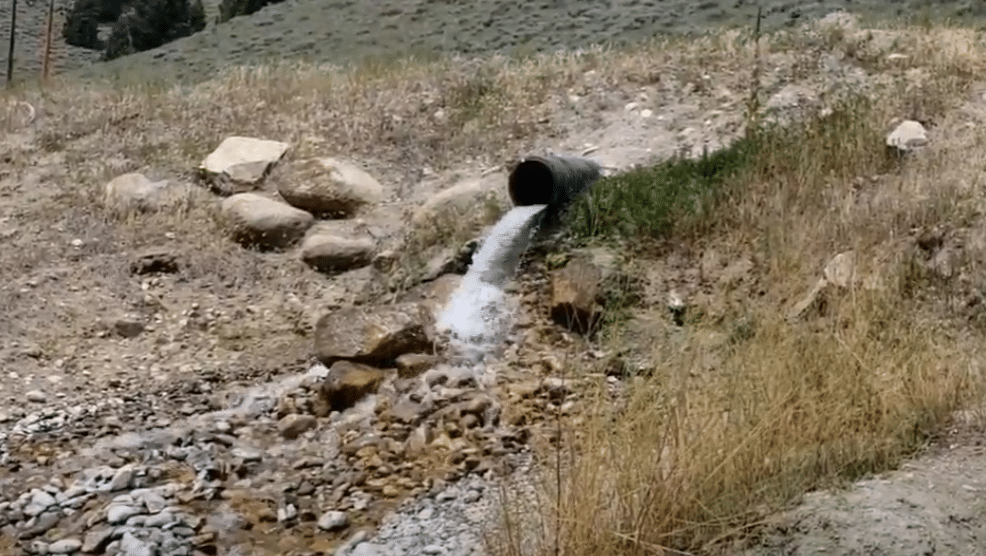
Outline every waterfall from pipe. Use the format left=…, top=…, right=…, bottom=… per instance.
left=437, top=204, right=548, bottom=365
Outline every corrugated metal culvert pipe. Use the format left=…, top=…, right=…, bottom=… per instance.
left=507, top=153, right=603, bottom=237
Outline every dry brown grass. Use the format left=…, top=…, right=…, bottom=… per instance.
left=491, top=20, right=986, bottom=556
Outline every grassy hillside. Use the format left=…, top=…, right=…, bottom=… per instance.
left=3, top=0, right=986, bottom=86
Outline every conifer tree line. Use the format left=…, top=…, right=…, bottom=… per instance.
left=62, top=0, right=286, bottom=61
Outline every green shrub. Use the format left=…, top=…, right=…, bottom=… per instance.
left=103, top=0, right=208, bottom=61
left=216, top=0, right=287, bottom=24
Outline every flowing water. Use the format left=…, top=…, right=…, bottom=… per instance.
left=437, top=204, right=549, bottom=365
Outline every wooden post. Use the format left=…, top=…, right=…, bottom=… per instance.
left=42, top=0, right=55, bottom=80
left=6, top=0, right=17, bottom=86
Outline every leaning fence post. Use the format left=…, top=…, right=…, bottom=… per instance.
left=6, top=0, right=17, bottom=86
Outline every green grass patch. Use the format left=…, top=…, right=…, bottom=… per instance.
left=566, top=95, right=893, bottom=246
left=567, top=138, right=756, bottom=244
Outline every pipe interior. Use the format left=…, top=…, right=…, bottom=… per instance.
left=508, top=160, right=554, bottom=206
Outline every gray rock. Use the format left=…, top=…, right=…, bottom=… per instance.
left=20, top=510, right=61, bottom=538
left=317, top=510, right=349, bottom=531
left=57, top=486, right=86, bottom=504
left=31, top=490, right=57, bottom=510
left=277, top=504, right=298, bottom=522
left=230, top=447, right=262, bottom=462
left=48, top=538, right=82, bottom=553
left=30, top=540, right=50, bottom=555
left=169, top=526, right=195, bottom=538
left=886, top=119, right=929, bottom=152
left=82, top=528, right=114, bottom=554
left=119, top=532, right=157, bottom=556
left=106, top=504, right=143, bottom=525
left=144, top=511, right=175, bottom=528
left=140, top=492, right=168, bottom=515
left=26, top=390, right=47, bottom=403
left=23, top=503, right=48, bottom=517
left=350, top=543, right=387, bottom=556
left=108, top=467, right=136, bottom=492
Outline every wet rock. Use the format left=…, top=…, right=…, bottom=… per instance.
left=318, top=362, right=387, bottom=412
left=277, top=157, right=383, bottom=217
left=395, top=353, right=441, bottom=378
left=317, top=510, right=348, bottom=531
left=400, top=274, right=463, bottom=322
left=314, top=303, right=435, bottom=366
left=200, top=136, right=289, bottom=194
left=419, top=239, right=481, bottom=282
left=550, top=256, right=604, bottom=334
left=103, top=173, right=188, bottom=214
left=220, top=193, right=315, bottom=250
left=278, top=413, right=318, bottom=440
left=300, top=232, right=376, bottom=274
left=886, top=120, right=929, bottom=152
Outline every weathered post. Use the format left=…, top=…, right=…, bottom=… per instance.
left=6, top=0, right=17, bottom=86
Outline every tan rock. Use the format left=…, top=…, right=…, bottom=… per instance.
left=788, top=251, right=856, bottom=321
left=277, top=157, right=382, bottom=217
left=395, top=353, right=441, bottom=378
left=200, top=136, right=289, bottom=193
left=318, top=361, right=387, bottom=412
left=104, top=173, right=188, bottom=214
left=550, top=257, right=604, bottom=334
left=278, top=414, right=317, bottom=439
left=315, top=302, right=436, bottom=366
left=220, top=193, right=314, bottom=250
left=300, top=233, right=376, bottom=274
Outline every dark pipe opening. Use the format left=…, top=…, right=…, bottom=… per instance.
left=508, top=159, right=555, bottom=206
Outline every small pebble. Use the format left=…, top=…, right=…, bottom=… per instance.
left=26, top=391, right=47, bottom=403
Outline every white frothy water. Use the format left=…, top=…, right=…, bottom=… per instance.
left=438, top=204, right=548, bottom=364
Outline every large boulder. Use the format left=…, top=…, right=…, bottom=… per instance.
left=104, top=173, right=188, bottom=214
left=200, top=137, right=290, bottom=194
left=409, top=174, right=505, bottom=245
left=277, top=158, right=383, bottom=217
left=300, top=232, right=376, bottom=274
left=315, top=303, right=436, bottom=367
left=220, top=193, right=314, bottom=250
